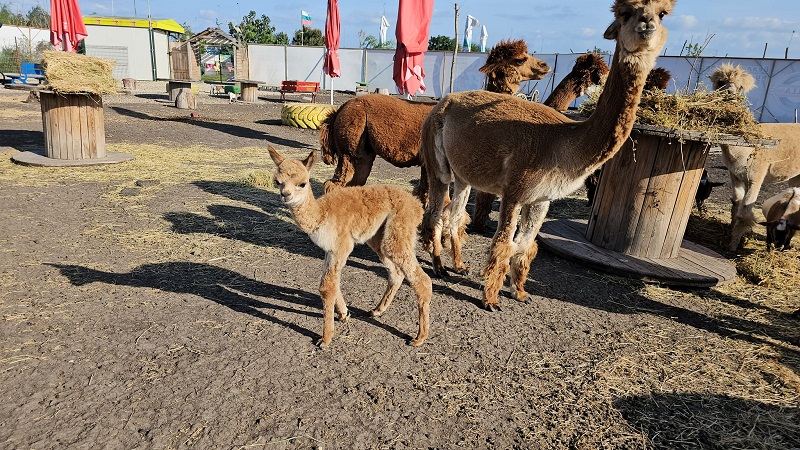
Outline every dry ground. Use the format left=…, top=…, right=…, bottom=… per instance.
left=0, top=83, right=798, bottom=449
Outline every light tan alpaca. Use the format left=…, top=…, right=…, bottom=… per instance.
left=268, top=146, right=432, bottom=347
left=420, top=0, right=675, bottom=310
left=708, top=64, right=800, bottom=250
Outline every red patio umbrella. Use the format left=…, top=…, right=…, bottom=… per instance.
left=393, top=0, right=434, bottom=97
left=323, top=0, right=341, bottom=78
left=50, top=0, right=88, bottom=52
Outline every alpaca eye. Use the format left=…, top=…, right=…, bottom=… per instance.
left=514, top=58, right=527, bottom=65
left=299, top=183, right=307, bottom=188
left=659, top=10, right=668, bottom=19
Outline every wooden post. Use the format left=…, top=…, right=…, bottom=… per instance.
left=168, top=80, right=192, bottom=101
left=40, top=91, right=106, bottom=160
left=175, top=88, right=197, bottom=109
left=239, top=81, right=258, bottom=102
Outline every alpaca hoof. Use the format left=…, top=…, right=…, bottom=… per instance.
left=337, top=311, right=351, bottom=322
left=513, top=292, right=530, bottom=304
left=408, top=338, right=426, bottom=347
left=485, top=303, right=501, bottom=312
left=433, top=265, right=450, bottom=279
left=370, top=309, right=383, bottom=318
left=315, top=339, right=330, bottom=349
left=454, top=265, right=469, bottom=276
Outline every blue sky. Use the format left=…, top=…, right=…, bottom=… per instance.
left=22, top=0, right=800, bottom=58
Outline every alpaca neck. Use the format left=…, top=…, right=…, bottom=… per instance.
left=287, top=192, right=324, bottom=234
left=544, top=76, right=582, bottom=110
left=580, top=44, right=654, bottom=168
left=486, top=74, right=519, bottom=95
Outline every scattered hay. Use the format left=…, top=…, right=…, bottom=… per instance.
left=579, top=85, right=763, bottom=140
left=239, top=170, right=273, bottom=188
left=42, top=51, right=117, bottom=95
left=736, top=249, right=800, bottom=287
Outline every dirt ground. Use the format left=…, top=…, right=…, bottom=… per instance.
left=1, top=83, right=799, bottom=449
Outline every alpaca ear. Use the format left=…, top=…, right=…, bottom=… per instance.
left=604, top=21, right=620, bottom=40
left=478, top=62, right=494, bottom=75
left=268, top=146, right=284, bottom=166
left=303, top=151, right=317, bottom=172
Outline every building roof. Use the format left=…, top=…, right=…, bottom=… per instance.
left=83, top=16, right=185, bottom=34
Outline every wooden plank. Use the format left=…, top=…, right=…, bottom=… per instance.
left=659, top=140, right=708, bottom=258
left=70, top=97, right=82, bottom=160
left=56, top=94, right=69, bottom=160
left=93, top=95, right=106, bottom=158
left=79, top=98, right=90, bottom=159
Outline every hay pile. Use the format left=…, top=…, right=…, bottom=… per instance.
left=42, top=51, right=117, bottom=95
left=578, top=84, right=763, bottom=140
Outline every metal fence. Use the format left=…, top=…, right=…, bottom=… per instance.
left=248, top=45, right=800, bottom=124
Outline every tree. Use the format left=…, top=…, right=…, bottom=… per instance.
left=0, top=3, right=49, bottom=28
left=586, top=46, right=610, bottom=55
left=428, top=35, right=456, bottom=51
left=291, top=26, right=323, bottom=46
left=0, top=4, right=25, bottom=26
left=228, top=10, right=284, bottom=44
left=357, top=30, right=395, bottom=49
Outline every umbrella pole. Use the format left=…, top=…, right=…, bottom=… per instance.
left=330, top=76, right=334, bottom=105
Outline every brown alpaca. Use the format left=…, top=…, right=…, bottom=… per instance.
left=420, top=0, right=675, bottom=310
left=472, top=53, right=611, bottom=232
left=268, top=146, right=432, bottom=347
left=708, top=64, right=800, bottom=250
left=318, top=39, right=550, bottom=196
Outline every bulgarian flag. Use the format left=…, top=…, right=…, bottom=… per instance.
left=301, top=10, right=313, bottom=25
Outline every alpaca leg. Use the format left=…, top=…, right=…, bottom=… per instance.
left=367, top=237, right=404, bottom=317
left=483, top=199, right=521, bottom=311
left=317, top=252, right=349, bottom=348
left=729, top=170, right=766, bottom=251
left=348, top=153, right=377, bottom=186
left=446, top=179, right=472, bottom=275
left=471, top=191, right=496, bottom=233
left=422, top=177, right=451, bottom=278
left=401, top=262, right=432, bottom=346
left=509, top=202, right=549, bottom=303
left=413, top=165, right=430, bottom=207
left=323, top=155, right=356, bottom=193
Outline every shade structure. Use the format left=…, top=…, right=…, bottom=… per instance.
left=393, top=0, right=434, bottom=97
left=50, top=0, right=88, bottom=52
left=323, top=0, right=341, bottom=78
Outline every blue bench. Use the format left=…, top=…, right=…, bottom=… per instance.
left=7, top=62, right=45, bottom=84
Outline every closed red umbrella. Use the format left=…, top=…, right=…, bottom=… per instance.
left=323, top=0, right=341, bottom=78
left=50, top=0, right=88, bottom=52
left=393, top=0, right=434, bottom=97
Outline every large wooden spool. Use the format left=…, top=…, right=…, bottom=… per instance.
left=538, top=125, right=778, bottom=287
left=41, top=91, right=106, bottom=160
left=235, top=79, right=262, bottom=103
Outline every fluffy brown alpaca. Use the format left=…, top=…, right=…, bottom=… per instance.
left=710, top=63, right=756, bottom=94
left=420, top=0, right=675, bottom=310
left=708, top=64, right=800, bottom=250
left=472, top=53, right=611, bottom=232
left=318, top=40, right=550, bottom=196
left=268, top=146, right=432, bottom=347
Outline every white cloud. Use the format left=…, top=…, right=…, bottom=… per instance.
left=722, top=16, right=784, bottom=29
left=199, top=10, right=218, bottom=20
left=580, top=27, right=596, bottom=37
left=677, top=15, right=697, bottom=28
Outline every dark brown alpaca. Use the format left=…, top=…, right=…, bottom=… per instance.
left=318, top=40, right=550, bottom=199
left=471, top=53, right=611, bottom=233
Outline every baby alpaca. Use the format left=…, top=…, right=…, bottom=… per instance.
left=268, top=146, right=432, bottom=348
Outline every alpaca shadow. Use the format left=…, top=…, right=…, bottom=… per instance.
left=1, top=130, right=44, bottom=152
left=525, top=258, right=800, bottom=373
left=255, top=119, right=284, bottom=126
left=614, top=392, right=800, bottom=449
left=164, top=180, right=382, bottom=267
left=466, top=196, right=593, bottom=236
left=133, top=93, right=169, bottom=100
left=47, top=262, right=411, bottom=344
left=684, top=213, right=765, bottom=257
left=109, top=106, right=311, bottom=148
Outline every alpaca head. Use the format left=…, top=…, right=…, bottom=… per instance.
left=573, top=53, right=611, bottom=89
left=268, top=146, right=316, bottom=207
left=479, top=39, right=550, bottom=93
left=645, top=67, right=672, bottom=91
left=604, top=0, right=674, bottom=64
left=709, top=63, right=756, bottom=94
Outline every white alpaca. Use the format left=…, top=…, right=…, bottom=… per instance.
left=268, top=146, right=432, bottom=348
left=709, top=64, right=800, bottom=250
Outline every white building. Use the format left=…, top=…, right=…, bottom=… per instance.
left=83, top=16, right=184, bottom=80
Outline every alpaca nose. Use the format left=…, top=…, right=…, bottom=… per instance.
left=635, top=19, right=657, bottom=39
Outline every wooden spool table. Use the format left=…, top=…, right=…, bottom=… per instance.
left=7, top=85, right=134, bottom=167
left=166, top=79, right=195, bottom=102
left=234, top=79, right=264, bottom=103
left=538, top=125, right=778, bottom=287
